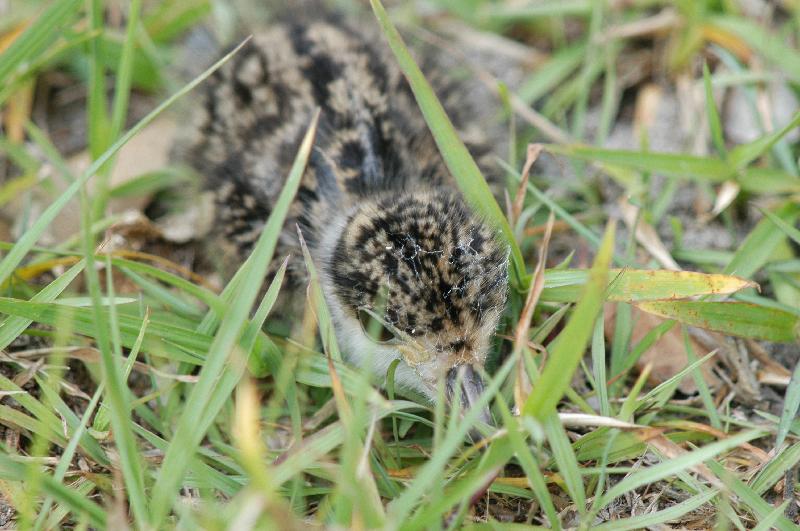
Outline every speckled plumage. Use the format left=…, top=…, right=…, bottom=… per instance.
left=186, top=15, right=509, bottom=402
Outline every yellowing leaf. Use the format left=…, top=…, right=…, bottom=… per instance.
left=542, top=269, right=756, bottom=303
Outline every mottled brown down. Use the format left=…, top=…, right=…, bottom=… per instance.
left=185, top=15, right=509, bottom=400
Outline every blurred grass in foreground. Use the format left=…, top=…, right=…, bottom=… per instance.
left=0, top=0, right=799, bottom=528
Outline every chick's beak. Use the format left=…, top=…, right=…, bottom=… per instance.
left=445, top=364, right=493, bottom=430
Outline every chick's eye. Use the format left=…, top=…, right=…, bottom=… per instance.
left=357, top=309, right=396, bottom=343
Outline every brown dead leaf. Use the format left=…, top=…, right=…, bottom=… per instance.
left=511, top=144, right=542, bottom=225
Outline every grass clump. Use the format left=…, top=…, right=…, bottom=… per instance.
left=0, top=0, right=799, bottom=529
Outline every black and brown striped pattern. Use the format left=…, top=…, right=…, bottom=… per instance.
left=185, top=14, right=509, bottom=392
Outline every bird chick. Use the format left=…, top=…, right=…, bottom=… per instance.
left=185, top=15, right=509, bottom=417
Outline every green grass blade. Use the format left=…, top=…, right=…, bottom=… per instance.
left=194, top=258, right=288, bottom=443
left=543, top=413, right=586, bottom=514
left=111, top=257, right=223, bottom=314
left=707, top=460, right=797, bottom=531
left=478, top=0, right=591, bottom=20
left=517, top=42, right=585, bottom=104
left=369, top=0, right=525, bottom=286
left=404, top=437, right=514, bottom=528
left=703, top=63, right=726, bottom=158
left=0, top=454, right=106, bottom=528
left=598, top=430, right=762, bottom=508
left=757, top=205, right=800, bottom=247
left=0, top=260, right=85, bottom=350
left=87, top=0, right=110, bottom=160
left=109, top=0, right=141, bottom=140
left=546, top=144, right=733, bottom=182
left=92, top=0, right=143, bottom=217
left=149, top=111, right=319, bottom=526
left=750, top=442, right=800, bottom=495
left=635, top=350, right=717, bottom=414
left=776, top=364, right=800, bottom=449
left=298, top=229, right=342, bottom=362
left=591, top=315, right=610, bottom=417
left=0, top=39, right=251, bottom=288
left=494, top=392, right=560, bottom=527
left=708, top=16, right=800, bottom=85
left=752, top=501, right=791, bottom=531
left=637, top=300, right=799, bottom=343
left=682, top=328, right=722, bottom=430
left=524, top=222, right=615, bottom=419
left=0, top=298, right=211, bottom=364
left=0, top=0, right=81, bottom=83
left=119, top=267, right=203, bottom=317
left=79, top=183, right=149, bottom=526
left=386, top=354, right=518, bottom=524
left=594, top=488, right=718, bottom=530
left=42, top=479, right=97, bottom=530
left=728, top=111, right=800, bottom=169
left=724, top=202, right=800, bottom=279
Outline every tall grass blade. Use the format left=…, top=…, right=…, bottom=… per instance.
left=0, top=454, right=106, bottom=528
left=79, top=182, right=149, bottom=526
left=757, top=205, right=800, bottom=246
left=597, top=430, right=761, bottom=508
left=149, top=111, right=319, bottom=526
left=728, top=111, right=800, bottom=169
left=524, top=222, right=615, bottom=418
left=369, top=0, right=526, bottom=285
left=0, top=41, right=250, bottom=289
left=723, top=202, right=800, bottom=279
left=0, top=0, right=81, bottom=83
left=386, top=354, right=518, bottom=525
left=543, top=413, right=586, bottom=513
left=776, top=365, right=800, bottom=449
left=594, top=489, right=718, bottom=530
left=709, top=17, right=800, bottom=85
left=750, top=442, right=800, bottom=495
left=703, top=63, right=726, bottom=158
left=708, top=460, right=797, bottom=531
left=546, top=145, right=733, bottom=181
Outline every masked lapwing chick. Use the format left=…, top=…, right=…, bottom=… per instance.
left=184, top=15, right=509, bottom=424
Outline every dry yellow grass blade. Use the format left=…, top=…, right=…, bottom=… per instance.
left=0, top=21, right=28, bottom=53
left=700, top=24, right=752, bottom=61
left=3, top=80, right=33, bottom=143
